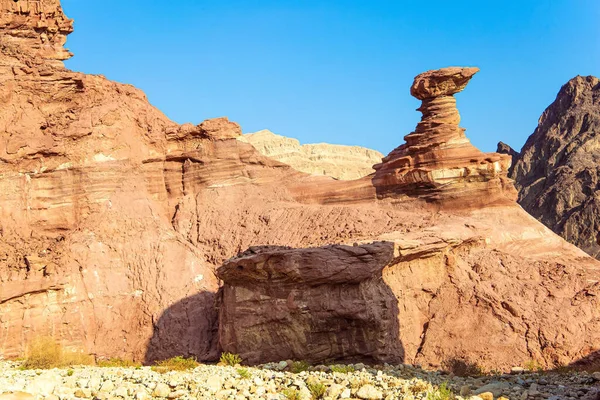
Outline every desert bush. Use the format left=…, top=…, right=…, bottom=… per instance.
left=152, top=356, right=199, bottom=372
left=409, top=380, right=431, bottom=395
left=426, top=382, right=455, bottom=400
left=219, top=352, right=242, bottom=366
left=524, top=359, right=543, bottom=372
left=329, top=364, right=355, bottom=373
left=308, top=382, right=326, bottom=399
left=282, top=388, right=302, bottom=400
left=237, top=367, right=251, bottom=379
left=441, top=358, right=484, bottom=377
left=97, top=357, right=141, bottom=368
left=290, top=360, right=310, bottom=373
left=21, top=336, right=94, bottom=369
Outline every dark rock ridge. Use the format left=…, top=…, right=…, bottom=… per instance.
left=500, top=75, right=600, bottom=259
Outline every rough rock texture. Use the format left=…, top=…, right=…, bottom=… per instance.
left=217, top=207, right=600, bottom=369
left=496, top=141, right=518, bottom=176
left=0, top=0, right=73, bottom=64
left=238, top=129, right=383, bottom=180
left=508, top=75, right=600, bottom=259
left=373, top=67, right=516, bottom=205
left=218, top=242, right=403, bottom=364
left=1, top=1, right=600, bottom=372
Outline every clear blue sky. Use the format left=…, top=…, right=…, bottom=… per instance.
left=62, top=0, right=599, bottom=155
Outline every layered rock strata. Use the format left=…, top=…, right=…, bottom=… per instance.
left=0, top=0, right=73, bottom=64
left=1, top=0, right=600, bottom=372
left=217, top=206, right=600, bottom=369
left=217, top=243, right=403, bottom=365
left=238, top=130, right=383, bottom=180
left=373, top=67, right=515, bottom=204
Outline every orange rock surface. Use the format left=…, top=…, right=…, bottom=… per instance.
left=0, top=1, right=599, bottom=371
left=373, top=67, right=516, bottom=205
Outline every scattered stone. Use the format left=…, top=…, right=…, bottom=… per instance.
left=460, top=385, right=472, bottom=396
left=152, top=382, right=171, bottom=398
left=356, top=384, right=383, bottom=399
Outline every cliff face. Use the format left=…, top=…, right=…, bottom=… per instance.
left=503, top=76, right=600, bottom=259
left=238, top=130, right=383, bottom=180
left=1, top=1, right=600, bottom=371
left=217, top=68, right=600, bottom=370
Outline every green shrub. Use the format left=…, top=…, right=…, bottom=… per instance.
left=219, top=352, right=242, bottom=366
left=237, top=367, right=251, bottom=379
left=282, top=388, right=302, bottom=400
left=97, top=357, right=141, bottom=368
left=290, top=360, right=310, bottom=373
left=308, top=382, right=327, bottom=399
left=426, top=382, right=455, bottom=400
left=152, top=356, right=199, bottom=373
left=329, top=364, right=355, bottom=374
left=66, top=369, right=74, bottom=376
left=524, top=359, right=543, bottom=372
left=21, top=336, right=94, bottom=369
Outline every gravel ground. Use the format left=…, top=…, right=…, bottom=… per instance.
left=0, top=361, right=599, bottom=400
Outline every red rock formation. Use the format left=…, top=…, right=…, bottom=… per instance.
left=0, top=0, right=73, bottom=64
left=217, top=206, right=600, bottom=369
left=373, top=67, right=516, bottom=205
left=1, top=0, right=600, bottom=372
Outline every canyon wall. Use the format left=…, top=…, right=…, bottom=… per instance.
left=1, top=0, right=599, bottom=371
left=238, top=129, right=383, bottom=180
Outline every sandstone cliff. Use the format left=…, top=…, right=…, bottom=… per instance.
left=500, top=75, right=600, bottom=259
left=1, top=0, right=599, bottom=372
left=238, top=130, right=383, bottom=180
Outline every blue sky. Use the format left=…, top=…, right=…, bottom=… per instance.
left=62, top=0, right=599, bottom=155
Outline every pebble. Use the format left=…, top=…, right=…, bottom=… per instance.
left=0, top=360, right=597, bottom=400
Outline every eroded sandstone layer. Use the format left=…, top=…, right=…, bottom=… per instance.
left=1, top=0, right=600, bottom=372
left=238, top=130, right=383, bottom=180
left=373, top=67, right=515, bottom=205
left=502, top=75, right=600, bottom=260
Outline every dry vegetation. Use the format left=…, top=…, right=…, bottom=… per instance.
left=21, top=336, right=94, bottom=369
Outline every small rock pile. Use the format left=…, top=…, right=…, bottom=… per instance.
left=0, top=361, right=598, bottom=400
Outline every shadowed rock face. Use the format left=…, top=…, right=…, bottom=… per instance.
left=217, top=207, right=600, bottom=369
left=373, top=67, right=516, bottom=205
left=1, top=1, right=600, bottom=371
left=504, top=75, right=600, bottom=260
left=217, top=243, right=403, bottom=365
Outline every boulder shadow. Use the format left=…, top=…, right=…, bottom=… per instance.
left=144, top=291, right=219, bottom=365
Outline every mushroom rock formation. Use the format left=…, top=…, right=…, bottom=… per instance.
left=373, top=67, right=516, bottom=205
left=2, top=0, right=600, bottom=372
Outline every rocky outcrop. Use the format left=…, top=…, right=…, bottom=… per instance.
left=0, top=0, right=73, bottom=64
left=2, top=0, right=600, bottom=372
left=373, top=67, right=515, bottom=205
left=216, top=68, right=600, bottom=371
left=217, top=242, right=403, bottom=364
left=507, top=75, right=600, bottom=259
left=238, top=130, right=383, bottom=180
left=217, top=205, right=600, bottom=369
left=496, top=141, right=519, bottom=176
